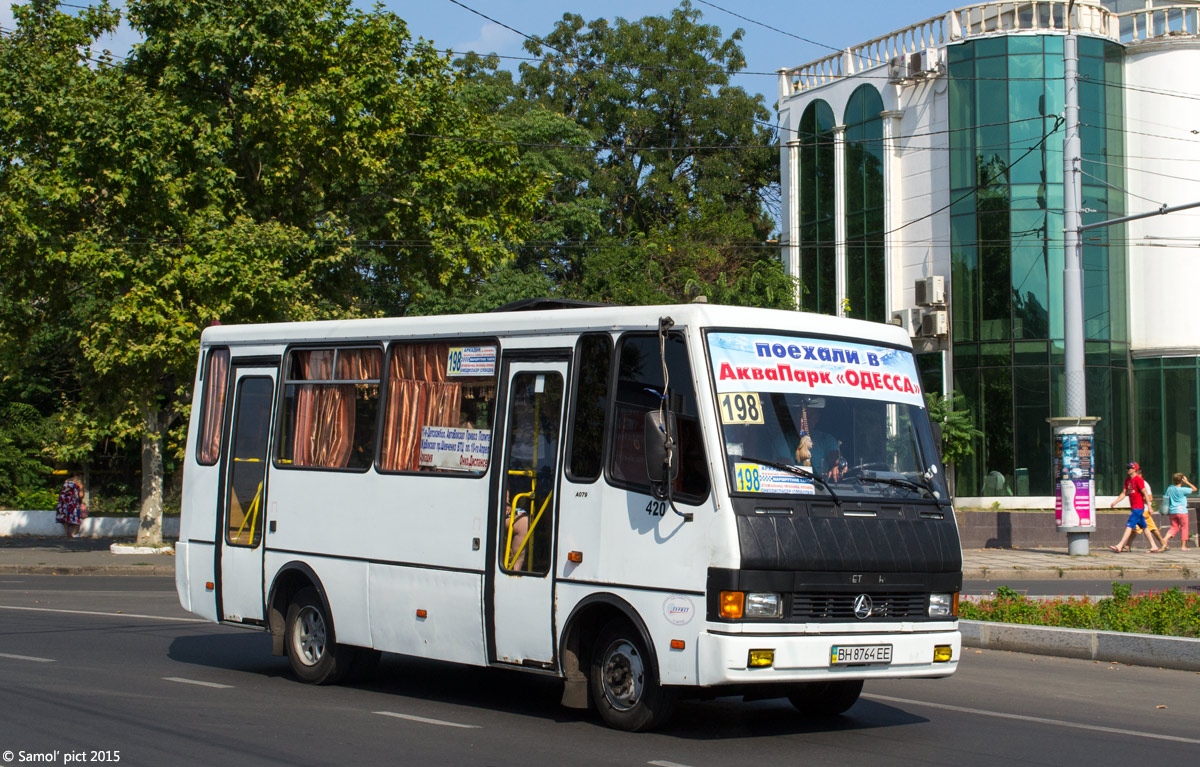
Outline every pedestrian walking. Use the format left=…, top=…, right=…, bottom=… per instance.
left=1138, top=469, right=1167, bottom=551
left=1160, top=472, right=1195, bottom=551
left=1107, top=461, right=1160, bottom=553
left=54, top=475, right=88, bottom=538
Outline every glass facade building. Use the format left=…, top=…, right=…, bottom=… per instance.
left=779, top=3, right=1200, bottom=501
left=948, top=35, right=1128, bottom=496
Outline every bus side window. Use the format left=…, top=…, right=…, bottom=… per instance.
left=608, top=333, right=709, bottom=501
left=567, top=333, right=612, bottom=482
left=196, top=347, right=230, bottom=465
left=276, top=347, right=382, bottom=471
left=378, top=341, right=497, bottom=474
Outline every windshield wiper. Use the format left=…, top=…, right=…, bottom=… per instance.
left=853, top=473, right=946, bottom=510
left=734, top=455, right=841, bottom=508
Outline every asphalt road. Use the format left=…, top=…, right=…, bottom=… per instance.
left=1, top=576, right=1197, bottom=767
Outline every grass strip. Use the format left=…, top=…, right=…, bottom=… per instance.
left=959, top=583, right=1200, bottom=638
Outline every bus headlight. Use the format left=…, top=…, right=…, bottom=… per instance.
left=745, top=592, right=783, bottom=619
left=929, top=592, right=957, bottom=618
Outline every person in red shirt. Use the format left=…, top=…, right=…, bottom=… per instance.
left=1107, top=461, right=1161, bottom=553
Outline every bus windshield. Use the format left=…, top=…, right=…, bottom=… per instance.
left=707, top=331, right=948, bottom=503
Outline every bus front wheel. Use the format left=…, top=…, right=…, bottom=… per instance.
left=285, top=587, right=353, bottom=685
left=589, top=619, right=676, bottom=732
left=787, top=679, right=863, bottom=716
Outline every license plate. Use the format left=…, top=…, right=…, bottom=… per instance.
left=830, top=644, right=892, bottom=665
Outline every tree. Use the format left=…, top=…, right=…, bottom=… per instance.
left=925, top=391, right=982, bottom=468
left=505, top=2, right=794, bottom=307
left=0, top=0, right=546, bottom=541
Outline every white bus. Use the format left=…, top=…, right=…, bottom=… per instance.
left=175, top=301, right=961, bottom=731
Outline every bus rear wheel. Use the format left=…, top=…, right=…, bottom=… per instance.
left=285, top=587, right=353, bottom=685
left=589, top=619, right=676, bottom=732
left=787, top=679, right=864, bottom=716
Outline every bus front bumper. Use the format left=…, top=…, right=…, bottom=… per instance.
left=695, top=627, right=961, bottom=686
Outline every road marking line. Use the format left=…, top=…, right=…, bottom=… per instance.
left=0, top=604, right=205, bottom=623
left=373, top=711, right=480, bottom=729
left=865, top=694, right=1200, bottom=745
left=164, top=677, right=234, bottom=689
left=650, top=761, right=696, bottom=767
left=0, top=652, right=54, bottom=662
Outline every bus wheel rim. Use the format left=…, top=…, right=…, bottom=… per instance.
left=601, top=639, right=643, bottom=711
left=295, top=605, right=327, bottom=666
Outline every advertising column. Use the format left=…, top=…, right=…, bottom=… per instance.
left=1048, top=416, right=1100, bottom=556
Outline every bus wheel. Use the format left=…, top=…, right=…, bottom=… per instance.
left=589, top=619, right=676, bottom=732
left=787, top=679, right=863, bottom=716
left=285, top=587, right=352, bottom=685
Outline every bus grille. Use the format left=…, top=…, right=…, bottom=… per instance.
left=791, top=592, right=928, bottom=621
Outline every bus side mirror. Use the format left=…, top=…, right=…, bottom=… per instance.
left=644, top=411, right=680, bottom=484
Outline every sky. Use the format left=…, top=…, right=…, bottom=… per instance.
left=1, top=0, right=957, bottom=109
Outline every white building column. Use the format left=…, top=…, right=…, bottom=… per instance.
left=785, top=138, right=801, bottom=308
left=833, top=124, right=847, bottom=317
left=881, top=110, right=904, bottom=320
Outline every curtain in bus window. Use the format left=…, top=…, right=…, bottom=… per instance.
left=290, top=349, right=381, bottom=468
left=380, top=344, right=463, bottom=471
left=198, top=348, right=230, bottom=464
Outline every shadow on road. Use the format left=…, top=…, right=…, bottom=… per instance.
left=168, top=631, right=290, bottom=676
left=167, top=633, right=931, bottom=737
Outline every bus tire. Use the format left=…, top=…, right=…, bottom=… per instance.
left=589, top=619, right=676, bottom=732
left=787, top=679, right=863, bottom=716
left=285, top=587, right=352, bottom=685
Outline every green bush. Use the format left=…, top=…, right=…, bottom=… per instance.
left=959, top=582, right=1200, bottom=638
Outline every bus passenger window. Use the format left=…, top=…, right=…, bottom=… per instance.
left=276, top=347, right=381, bottom=471
left=196, top=347, right=230, bottom=465
left=379, top=342, right=497, bottom=474
left=609, top=333, right=709, bottom=501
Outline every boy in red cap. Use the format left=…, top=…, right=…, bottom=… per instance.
left=1107, top=461, right=1161, bottom=553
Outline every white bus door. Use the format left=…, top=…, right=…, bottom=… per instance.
left=491, top=359, right=568, bottom=667
left=216, top=366, right=276, bottom=624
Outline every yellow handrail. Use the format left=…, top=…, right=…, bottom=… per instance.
left=232, top=480, right=263, bottom=546
left=509, top=489, right=552, bottom=569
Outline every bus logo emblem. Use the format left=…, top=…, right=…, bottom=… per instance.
left=853, top=594, right=874, bottom=620
left=663, top=595, right=695, bottom=625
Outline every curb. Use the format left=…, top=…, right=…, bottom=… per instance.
left=960, top=619, right=1200, bottom=672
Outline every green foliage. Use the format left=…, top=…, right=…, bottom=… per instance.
left=1, top=0, right=546, bottom=538
left=0, top=403, right=54, bottom=502
left=959, top=582, right=1200, bottom=638
left=925, top=390, right=982, bottom=466
left=487, top=2, right=792, bottom=308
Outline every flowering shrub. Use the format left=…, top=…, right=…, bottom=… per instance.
left=959, top=583, right=1200, bottom=638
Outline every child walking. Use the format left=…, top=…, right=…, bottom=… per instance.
left=1160, top=473, right=1195, bottom=551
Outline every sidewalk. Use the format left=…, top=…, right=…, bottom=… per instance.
left=0, top=536, right=176, bottom=576
left=1, top=535, right=1197, bottom=580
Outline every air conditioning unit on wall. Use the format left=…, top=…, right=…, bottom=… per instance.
left=915, top=275, right=946, bottom=307
left=920, top=309, right=949, bottom=337
left=890, top=308, right=919, bottom=336
left=887, top=49, right=943, bottom=84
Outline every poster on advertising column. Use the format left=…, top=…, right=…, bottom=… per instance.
left=1053, top=430, right=1095, bottom=530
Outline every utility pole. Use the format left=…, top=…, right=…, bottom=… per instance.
left=1052, top=1, right=1099, bottom=556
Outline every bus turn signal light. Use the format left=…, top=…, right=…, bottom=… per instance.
left=719, top=591, right=744, bottom=619
left=670, top=640, right=685, bottom=650
left=416, top=609, right=427, bottom=619
left=567, top=551, right=583, bottom=563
